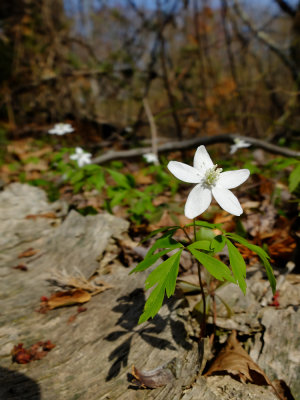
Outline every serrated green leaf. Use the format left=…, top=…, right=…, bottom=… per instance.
left=69, top=169, right=85, bottom=184
left=110, top=190, right=127, bottom=208
left=141, top=226, right=180, bottom=242
left=147, top=231, right=183, bottom=256
left=130, top=248, right=172, bottom=274
left=138, top=284, right=164, bottom=324
left=107, top=168, right=132, bottom=189
left=138, top=250, right=182, bottom=323
left=187, top=240, right=211, bottom=252
left=226, top=233, right=276, bottom=293
left=87, top=172, right=106, bottom=192
left=289, top=163, right=300, bottom=192
left=189, top=249, right=235, bottom=283
left=225, top=238, right=247, bottom=294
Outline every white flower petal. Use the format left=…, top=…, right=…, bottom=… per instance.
left=229, top=145, right=238, bottom=155
left=193, top=145, right=214, bottom=172
left=184, top=184, right=212, bottom=219
left=212, top=187, right=243, bottom=216
left=168, top=161, right=202, bottom=183
left=75, top=147, right=84, bottom=154
left=70, top=154, right=78, bottom=161
left=217, top=169, right=250, bottom=189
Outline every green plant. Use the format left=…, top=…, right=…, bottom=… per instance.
left=130, top=146, right=276, bottom=333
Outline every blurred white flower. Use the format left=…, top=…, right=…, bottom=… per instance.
left=230, top=138, right=251, bottom=154
left=48, top=123, right=74, bottom=135
left=167, top=145, right=250, bottom=219
left=125, top=126, right=133, bottom=133
left=143, top=153, right=158, bottom=164
left=70, top=147, right=92, bottom=167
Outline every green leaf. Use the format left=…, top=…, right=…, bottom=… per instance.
left=196, top=227, right=216, bottom=242
left=226, top=233, right=276, bottom=293
left=138, top=250, right=183, bottom=323
left=130, top=248, right=173, bottom=274
left=147, top=231, right=183, bottom=256
left=210, top=235, right=226, bottom=253
left=142, top=226, right=180, bottom=242
left=107, top=169, right=133, bottom=189
left=83, top=164, right=102, bottom=173
left=186, top=221, right=223, bottom=231
left=110, top=190, right=127, bottom=208
left=189, top=249, right=235, bottom=284
left=187, top=240, right=211, bottom=252
left=289, top=162, right=300, bottom=192
left=87, top=172, right=106, bottom=192
left=69, top=169, right=85, bottom=184
left=225, top=238, right=247, bottom=294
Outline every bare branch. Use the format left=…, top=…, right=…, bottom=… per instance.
left=92, top=134, right=300, bottom=164
left=233, top=0, right=298, bottom=81
left=274, top=0, right=296, bottom=17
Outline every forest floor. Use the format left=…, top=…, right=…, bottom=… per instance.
left=0, top=135, right=299, bottom=400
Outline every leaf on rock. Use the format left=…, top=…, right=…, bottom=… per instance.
left=131, top=362, right=175, bottom=388
left=11, top=341, right=55, bottom=364
left=18, top=248, right=39, bottom=258
left=47, top=289, right=91, bottom=309
left=205, top=330, right=271, bottom=385
left=25, top=212, right=57, bottom=219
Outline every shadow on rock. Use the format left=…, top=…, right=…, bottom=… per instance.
left=105, top=288, right=192, bottom=381
left=0, top=366, right=41, bottom=400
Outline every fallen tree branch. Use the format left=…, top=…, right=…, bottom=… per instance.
left=92, top=133, right=300, bottom=164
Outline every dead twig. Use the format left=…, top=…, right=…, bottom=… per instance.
left=143, top=98, right=159, bottom=165
left=92, top=133, right=300, bottom=164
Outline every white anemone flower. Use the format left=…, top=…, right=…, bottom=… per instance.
left=48, top=123, right=74, bottom=135
left=167, top=145, right=250, bottom=219
left=143, top=153, right=159, bottom=164
left=70, top=147, right=92, bottom=167
left=230, top=138, right=251, bottom=155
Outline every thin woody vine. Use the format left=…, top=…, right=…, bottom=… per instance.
left=130, top=146, right=276, bottom=336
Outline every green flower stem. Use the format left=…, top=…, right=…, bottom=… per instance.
left=193, top=218, right=207, bottom=338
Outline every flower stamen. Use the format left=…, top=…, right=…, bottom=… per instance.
left=203, top=165, right=222, bottom=187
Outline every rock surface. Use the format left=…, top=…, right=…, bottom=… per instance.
left=0, top=184, right=298, bottom=400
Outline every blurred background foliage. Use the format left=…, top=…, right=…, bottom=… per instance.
left=0, top=0, right=300, bottom=145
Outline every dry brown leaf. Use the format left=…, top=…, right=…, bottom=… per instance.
left=7, top=139, right=33, bottom=160
left=131, top=362, right=175, bottom=389
left=205, top=330, right=271, bottom=385
left=213, top=211, right=235, bottom=232
left=48, top=270, right=112, bottom=296
left=26, top=212, right=57, bottom=219
left=133, top=170, right=153, bottom=185
left=18, top=248, right=39, bottom=258
left=152, top=195, right=170, bottom=207
left=24, top=160, right=48, bottom=172
left=11, top=341, right=55, bottom=364
left=47, top=289, right=91, bottom=310
left=272, top=380, right=295, bottom=400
